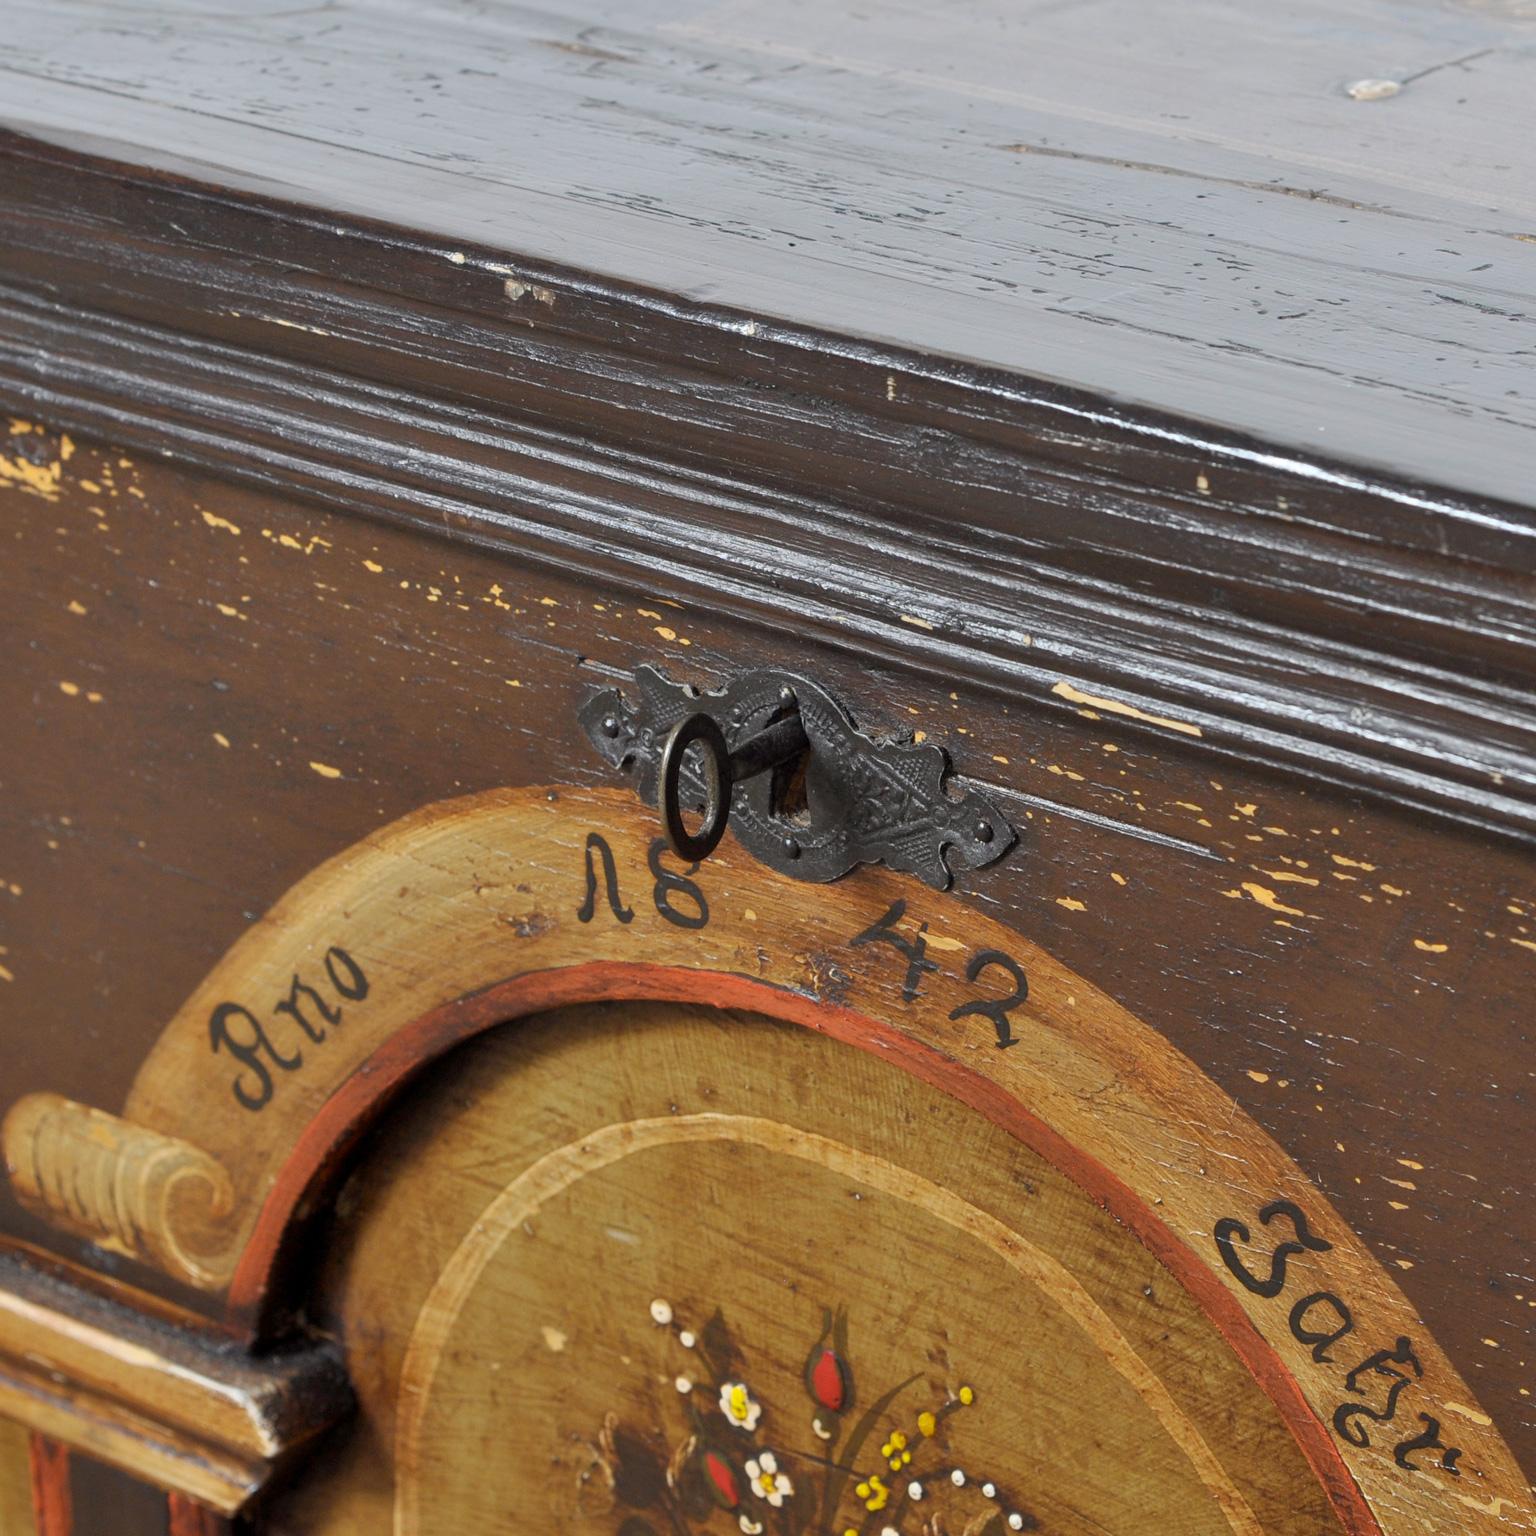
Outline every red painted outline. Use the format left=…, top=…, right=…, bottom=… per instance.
left=230, top=960, right=1381, bottom=1536
left=27, top=1434, right=71, bottom=1536
left=167, top=1493, right=228, bottom=1536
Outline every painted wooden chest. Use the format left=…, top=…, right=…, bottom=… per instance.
left=1, top=2, right=1534, bottom=1533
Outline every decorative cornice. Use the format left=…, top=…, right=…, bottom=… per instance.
left=0, top=1247, right=350, bottom=1513
left=1, top=135, right=1533, bottom=841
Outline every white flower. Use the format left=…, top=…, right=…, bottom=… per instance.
left=738, top=1518, right=763, bottom=1535
left=649, top=1298, right=673, bottom=1326
left=719, top=1381, right=762, bottom=1431
left=745, top=1451, right=793, bottom=1506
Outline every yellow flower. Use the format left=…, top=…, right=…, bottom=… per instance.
left=958, top=1385, right=975, bottom=1405
left=855, top=1475, right=890, bottom=1511
left=917, top=1411, right=937, bottom=1437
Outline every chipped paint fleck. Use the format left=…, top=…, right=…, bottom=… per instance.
left=1412, top=939, right=1448, bottom=953
left=1261, top=869, right=1318, bottom=886
left=1245, top=1070, right=1270, bottom=1084
left=505, top=278, right=557, bottom=307
left=66, top=600, right=87, bottom=616
left=899, top=613, right=935, bottom=631
left=309, top=761, right=343, bottom=779
left=213, top=733, right=231, bottom=749
left=1, top=422, right=73, bottom=500
left=1055, top=897, right=1086, bottom=912
left=262, top=528, right=332, bottom=556
left=1331, top=852, right=1377, bottom=871
left=1050, top=681, right=1202, bottom=737
left=1239, top=883, right=1307, bottom=918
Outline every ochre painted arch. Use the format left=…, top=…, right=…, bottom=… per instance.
left=4, top=785, right=1529, bottom=1536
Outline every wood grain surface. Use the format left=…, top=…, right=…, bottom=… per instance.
left=0, top=1420, right=34, bottom=1536
left=2, top=0, right=1534, bottom=509
left=1, top=422, right=1534, bottom=1510
left=262, top=1002, right=1367, bottom=1536
left=4, top=777, right=1529, bottom=1533
left=1, top=9, right=1535, bottom=1516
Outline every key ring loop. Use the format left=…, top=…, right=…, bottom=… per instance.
left=658, top=712, right=732, bottom=863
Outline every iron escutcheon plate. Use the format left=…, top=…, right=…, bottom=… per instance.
left=580, top=665, right=1015, bottom=890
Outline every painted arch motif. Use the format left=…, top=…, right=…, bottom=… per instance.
left=3, top=785, right=1528, bottom=1536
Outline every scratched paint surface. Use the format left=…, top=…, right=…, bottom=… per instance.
left=0, top=422, right=1533, bottom=1488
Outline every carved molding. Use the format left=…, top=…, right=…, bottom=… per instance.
left=4, top=1095, right=239, bottom=1291
left=0, top=1249, right=350, bottom=1513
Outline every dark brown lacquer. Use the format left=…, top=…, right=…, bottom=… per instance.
left=0, top=1, right=1533, bottom=1532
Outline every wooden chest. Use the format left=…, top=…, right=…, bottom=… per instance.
left=2, top=3, right=1534, bottom=1533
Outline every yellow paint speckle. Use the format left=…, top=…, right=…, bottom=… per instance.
left=215, top=602, right=248, bottom=621
left=1240, top=883, right=1307, bottom=918
left=1246, top=1070, right=1270, bottom=1084
left=1398, top=1158, right=1424, bottom=1171
left=655, top=625, right=678, bottom=641
left=1110, top=872, right=1127, bottom=886
left=67, top=600, right=87, bottom=616
left=213, top=733, right=230, bottom=749
left=1050, top=680, right=1202, bottom=738
left=1412, top=939, right=1448, bottom=954
left=1, top=424, right=72, bottom=499
left=1332, top=852, right=1377, bottom=871
left=309, top=761, right=343, bottom=779
left=1055, top=897, right=1087, bottom=912
left=743, top=908, right=757, bottom=922
left=363, top=560, right=384, bottom=574
left=1381, top=883, right=1406, bottom=897
left=200, top=510, right=241, bottom=535
left=58, top=681, right=79, bottom=697
left=900, top=613, right=935, bottom=631
left=263, top=528, right=332, bottom=556
left=505, top=678, right=522, bottom=688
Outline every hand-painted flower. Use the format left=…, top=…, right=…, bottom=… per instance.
left=807, top=1346, right=849, bottom=1411
left=744, top=1451, right=793, bottom=1507
left=702, top=1449, right=741, bottom=1508
left=719, top=1381, right=763, bottom=1431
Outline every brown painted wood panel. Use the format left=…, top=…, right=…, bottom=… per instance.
left=1, top=423, right=1533, bottom=1514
